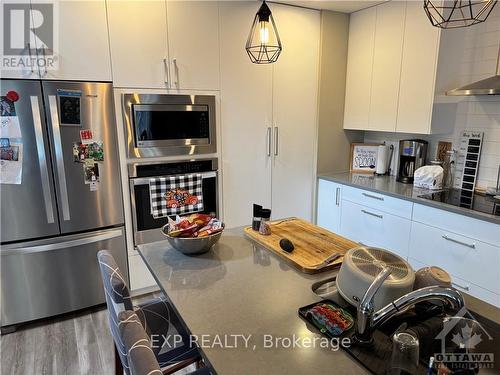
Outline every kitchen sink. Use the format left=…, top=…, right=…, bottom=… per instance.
left=310, top=278, right=500, bottom=374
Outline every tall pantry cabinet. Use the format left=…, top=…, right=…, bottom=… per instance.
left=219, top=2, right=320, bottom=227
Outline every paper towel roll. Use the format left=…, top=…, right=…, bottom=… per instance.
left=376, top=145, right=389, bottom=175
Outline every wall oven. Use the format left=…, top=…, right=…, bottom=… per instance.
left=123, top=94, right=216, bottom=158
left=129, top=159, right=218, bottom=246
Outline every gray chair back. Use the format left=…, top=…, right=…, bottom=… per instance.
left=97, top=250, right=134, bottom=374
left=118, top=310, right=163, bottom=375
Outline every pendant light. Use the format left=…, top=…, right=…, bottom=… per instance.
left=423, top=0, right=498, bottom=29
left=245, top=1, right=282, bottom=64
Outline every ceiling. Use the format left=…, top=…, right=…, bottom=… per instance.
left=276, top=1, right=388, bottom=13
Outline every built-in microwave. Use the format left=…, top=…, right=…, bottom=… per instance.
left=122, top=94, right=216, bottom=158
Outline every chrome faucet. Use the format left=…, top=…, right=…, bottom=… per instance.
left=354, top=267, right=465, bottom=345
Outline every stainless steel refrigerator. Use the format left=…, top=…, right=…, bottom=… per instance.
left=1, top=80, right=127, bottom=331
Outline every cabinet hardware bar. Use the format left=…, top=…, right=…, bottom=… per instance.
left=361, top=209, right=383, bottom=219
left=442, top=235, right=476, bottom=249
left=362, top=192, right=384, bottom=201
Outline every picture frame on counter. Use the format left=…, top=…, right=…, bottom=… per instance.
left=349, top=143, right=381, bottom=174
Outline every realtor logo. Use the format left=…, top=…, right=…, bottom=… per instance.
left=2, top=1, right=58, bottom=71
left=434, top=307, right=495, bottom=371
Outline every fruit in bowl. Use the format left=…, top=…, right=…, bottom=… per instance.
left=161, top=214, right=224, bottom=255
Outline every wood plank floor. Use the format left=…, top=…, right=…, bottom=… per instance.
left=1, top=295, right=196, bottom=375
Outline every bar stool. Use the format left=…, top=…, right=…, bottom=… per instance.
left=97, top=250, right=205, bottom=375
left=118, top=310, right=211, bottom=375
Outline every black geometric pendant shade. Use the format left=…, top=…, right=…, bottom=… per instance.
left=245, top=1, right=282, bottom=64
left=423, top=0, right=498, bottom=29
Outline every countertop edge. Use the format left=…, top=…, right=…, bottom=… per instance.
left=318, top=173, right=500, bottom=225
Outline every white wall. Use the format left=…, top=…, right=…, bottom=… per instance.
left=365, top=6, right=500, bottom=189
left=317, top=10, right=364, bottom=174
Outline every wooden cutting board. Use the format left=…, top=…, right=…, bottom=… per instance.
left=244, top=217, right=359, bottom=274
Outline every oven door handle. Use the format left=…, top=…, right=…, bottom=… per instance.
left=130, top=171, right=217, bottom=185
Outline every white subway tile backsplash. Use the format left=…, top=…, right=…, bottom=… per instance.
left=364, top=5, right=500, bottom=189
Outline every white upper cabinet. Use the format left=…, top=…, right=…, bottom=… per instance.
left=396, top=1, right=441, bottom=134
left=108, top=1, right=219, bottom=90
left=344, top=1, right=446, bottom=134
left=271, top=4, right=320, bottom=221
left=107, top=1, right=169, bottom=88
left=1, top=0, right=111, bottom=81
left=343, top=7, right=375, bottom=130
left=45, top=0, right=111, bottom=81
left=166, top=1, right=220, bottom=90
left=369, top=1, right=405, bottom=132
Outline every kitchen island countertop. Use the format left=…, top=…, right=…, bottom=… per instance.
left=138, top=228, right=500, bottom=374
left=318, top=172, right=500, bottom=225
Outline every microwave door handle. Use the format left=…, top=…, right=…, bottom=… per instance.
left=31, top=96, right=55, bottom=224
left=48, top=95, right=71, bottom=221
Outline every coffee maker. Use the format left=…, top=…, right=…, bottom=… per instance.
left=397, top=140, right=428, bottom=184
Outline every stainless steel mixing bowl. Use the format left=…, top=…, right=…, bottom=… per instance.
left=161, top=224, right=224, bottom=255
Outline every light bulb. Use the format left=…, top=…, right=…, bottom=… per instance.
left=259, top=21, right=269, bottom=44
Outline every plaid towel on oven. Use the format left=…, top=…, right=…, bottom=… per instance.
left=149, top=174, right=204, bottom=218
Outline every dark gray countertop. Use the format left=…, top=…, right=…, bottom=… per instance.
left=138, top=229, right=367, bottom=375
left=138, top=228, right=500, bottom=374
left=318, top=172, right=500, bottom=225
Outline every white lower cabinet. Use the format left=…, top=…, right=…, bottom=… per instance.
left=128, top=254, right=157, bottom=292
left=340, top=199, right=411, bottom=259
left=317, top=179, right=342, bottom=234
left=316, top=180, right=500, bottom=307
left=409, top=221, right=500, bottom=297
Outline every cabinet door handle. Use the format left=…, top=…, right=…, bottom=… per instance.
left=335, top=187, right=340, bottom=206
left=172, top=58, right=179, bottom=87
left=451, top=281, right=470, bottom=291
left=442, top=235, right=476, bottom=249
left=163, top=58, right=170, bottom=86
left=362, top=192, right=384, bottom=201
left=27, top=43, right=35, bottom=73
left=42, top=47, right=47, bottom=76
left=274, top=127, right=279, bottom=156
left=266, top=127, right=272, bottom=157
left=361, top=209, right=383, bottom=219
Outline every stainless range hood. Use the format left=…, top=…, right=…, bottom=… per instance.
left=446, top=43, right=500, bottom=96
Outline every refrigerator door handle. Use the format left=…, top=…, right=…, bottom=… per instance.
left=0, top=228, right=123, bottom=255
left=31, top=96, right=55, bottom=224
left=48, top=95, right=71, bottom=221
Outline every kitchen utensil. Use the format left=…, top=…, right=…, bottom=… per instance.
left=388, top=331, right=420, bottom=375
left=314, top=252, right=341, bottom=270
left=413, top=266, right=451, bottom=290
left=161, top=223, right=224, bottom=255
left=336, top=247, right=415, bottom=310
left=244, top=218, right=358, bottom=273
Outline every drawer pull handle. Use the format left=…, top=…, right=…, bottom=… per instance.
left=335, top=187, right=340, bottom=206
left=361, top=209, right=383, bottom=219
left=451, top=282, right=470, bottom=291
left=362, top=192, right=384, bottom=201
left=442, top=235, right=476, bottom=249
